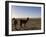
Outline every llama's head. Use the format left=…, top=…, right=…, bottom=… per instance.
left=12, top=18, right=15, bottom=20
left=12, top=18, right=17, bottom=25
left=12, top=18, right=15, bottom=25
left=27, top=17, right=29, bottom=21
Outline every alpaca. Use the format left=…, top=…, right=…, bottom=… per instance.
left=20, top=17, right=29, bottom=29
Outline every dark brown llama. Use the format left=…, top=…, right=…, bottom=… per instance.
left=12, top=18, right=17, bottom=25
left=12, top=18, right=18, bottom=30
left=20, top=17, right=29, bottom=29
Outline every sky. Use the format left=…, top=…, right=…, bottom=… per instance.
left=11, top=5, right=41, bottom=18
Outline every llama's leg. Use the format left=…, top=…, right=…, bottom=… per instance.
left=20, top=21, right=25, bottom=30
left=20, top=21, right=22, bottom=28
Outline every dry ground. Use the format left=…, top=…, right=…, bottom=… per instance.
left=12, top=18, right=41, bottom=31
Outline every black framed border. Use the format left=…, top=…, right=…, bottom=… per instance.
left=5, top=1, right=45, bottom=36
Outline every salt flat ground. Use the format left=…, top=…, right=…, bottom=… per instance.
left=12, top=18, right=41, bottom=31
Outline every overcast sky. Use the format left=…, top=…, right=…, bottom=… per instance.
left=11, top=5, right=41, bottom=18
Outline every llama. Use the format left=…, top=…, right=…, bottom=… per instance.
left=12, top=18, right=18, bottom=30
left=20, top=17, right=29, bottom=29
left=12, top=18, right=17, bottom=25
